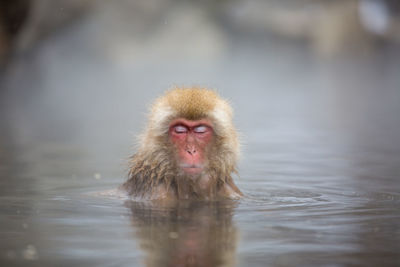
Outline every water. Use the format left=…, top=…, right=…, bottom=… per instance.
left=1, top=2, right=400, bottom=266
left=1, top=84, right=399, bottom=266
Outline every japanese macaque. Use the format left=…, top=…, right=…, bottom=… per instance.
left=121, top=87, right=242, bottom=201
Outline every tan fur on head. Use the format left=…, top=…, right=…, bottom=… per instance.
left=145, top=87, right=238, bottom=151
left=123, top=87, right=240, bottom=199
left=166, top=88, right=217, bottom=120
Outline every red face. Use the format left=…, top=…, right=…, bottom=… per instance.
left=169, top=118, right=214, bottom=175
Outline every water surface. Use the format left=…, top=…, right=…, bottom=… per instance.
left=1, top=3, right=400, bottom=266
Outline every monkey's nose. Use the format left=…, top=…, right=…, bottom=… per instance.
left=186, top=147, right=197, bottom=155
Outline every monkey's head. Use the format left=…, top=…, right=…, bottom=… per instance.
left=141, top=87, right=239, bottom=179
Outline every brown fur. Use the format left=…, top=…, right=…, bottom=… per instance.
left=165, top=88, right=218, bottom=120
left=121, top=87, right=242, bottom=200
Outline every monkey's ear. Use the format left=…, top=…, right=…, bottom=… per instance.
left=147, top=99, right=175, bottom=137
left=208, top=98, right=240, bottom=160
left=209, top=99, right=233, bottom=135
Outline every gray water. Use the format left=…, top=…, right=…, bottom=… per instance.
left=1, top=2, right=400, bottom=266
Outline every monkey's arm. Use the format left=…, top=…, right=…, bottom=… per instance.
left=218, top=182, right=243, bottom=199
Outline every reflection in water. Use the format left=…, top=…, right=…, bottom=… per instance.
left=0, top=1, right=400, bottom=266
left=127, top=200, right=238, bottom=267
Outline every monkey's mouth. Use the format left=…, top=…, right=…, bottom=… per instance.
left=180, top=163, right=204, bottom=174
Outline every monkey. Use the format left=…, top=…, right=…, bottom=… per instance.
left=121, top=87, right=242, bottom=201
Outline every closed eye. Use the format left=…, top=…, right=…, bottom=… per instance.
left=193, top=125, right=208, bottom=133
left=174, top=125, right=188, bottom=133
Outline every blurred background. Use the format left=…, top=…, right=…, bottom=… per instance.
left=0, top=0, right=400, bottom=266
left=1, top=0, right=399, bottom=177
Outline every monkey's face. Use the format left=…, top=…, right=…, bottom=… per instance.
left=169, top=118, right=214, bottom=176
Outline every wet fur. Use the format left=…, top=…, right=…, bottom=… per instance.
left=121, top=87, right=241, bottom=200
